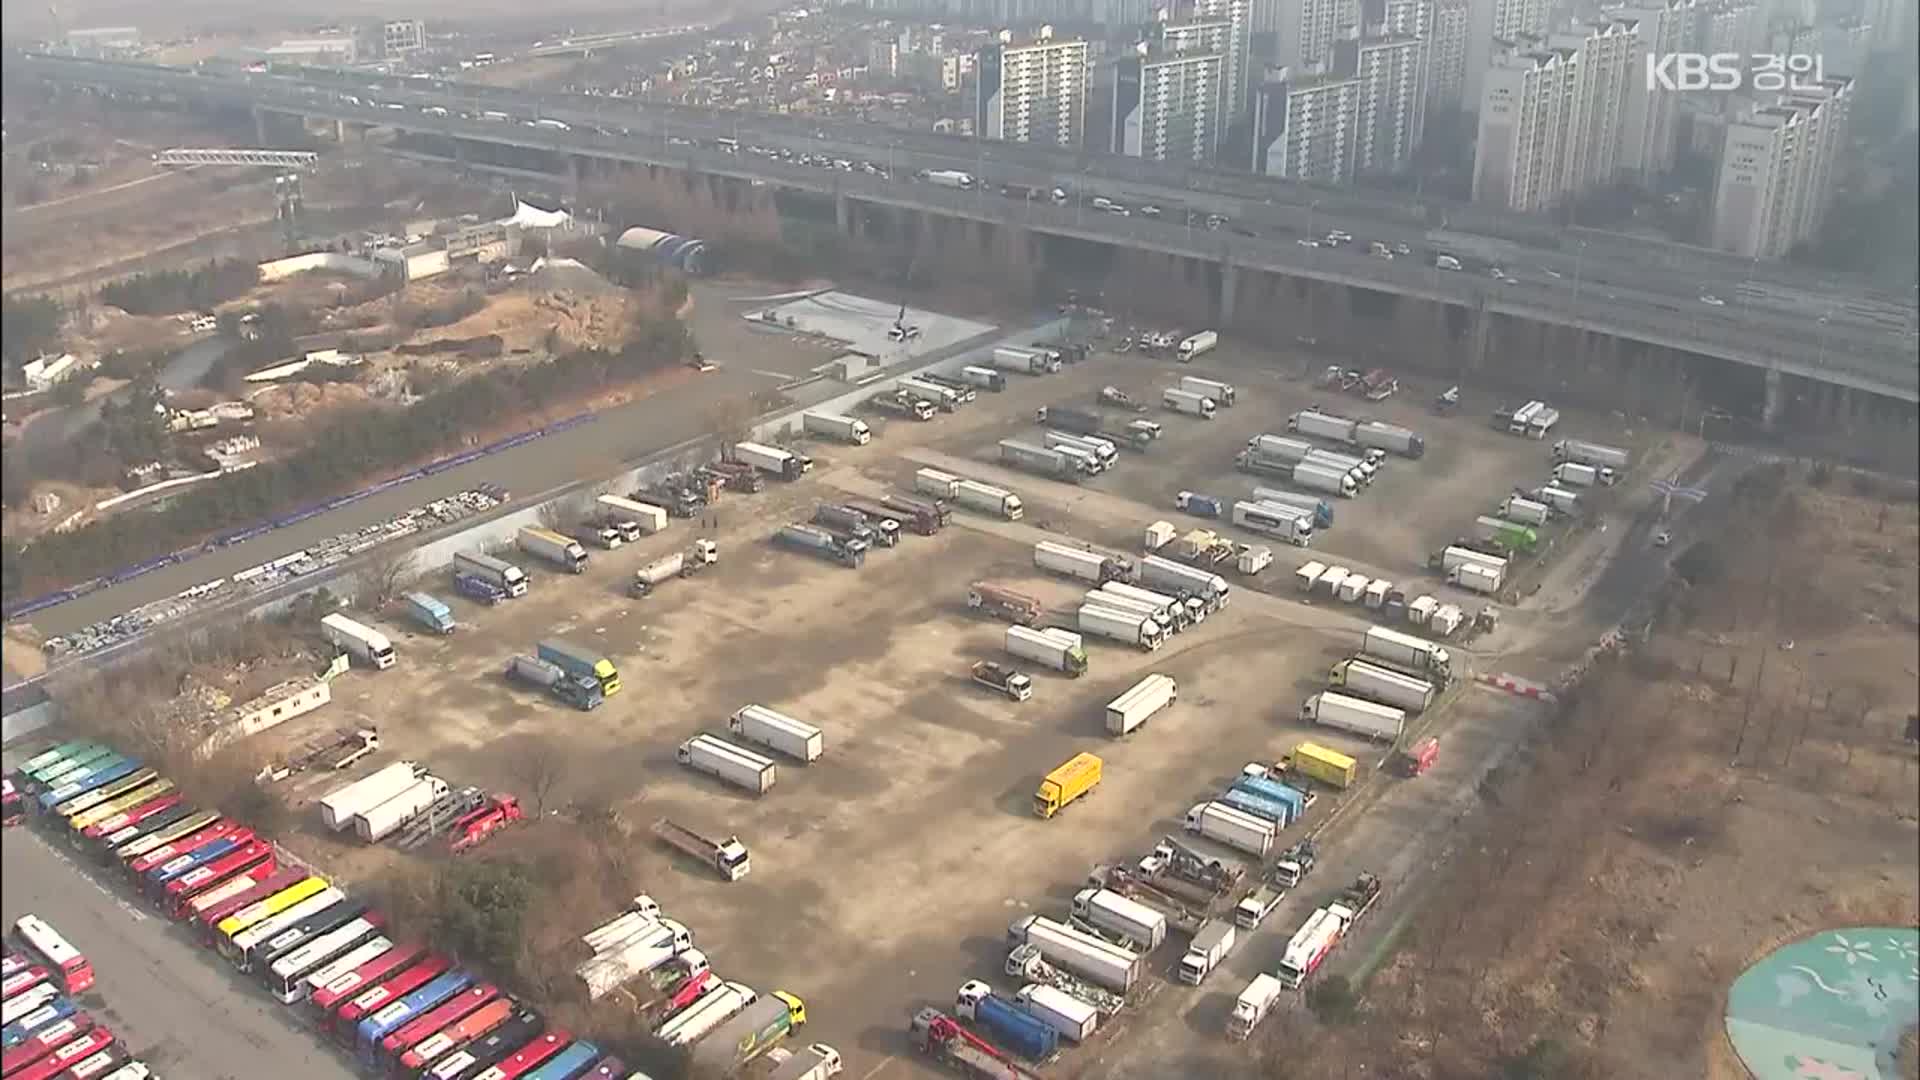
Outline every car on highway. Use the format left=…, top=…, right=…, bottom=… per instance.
left=1699, top=294, right=1726, bottom=306
left=1297, top=239, right=1321, bottom=248
left=1139, top=204, right=1162, bottom=218
left=1393, top=242, right=1411, bottom=256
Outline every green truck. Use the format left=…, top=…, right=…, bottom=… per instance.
left=689, top=991, right=807, bottom=1074
left=1472, top=515, right=1538, bottom=554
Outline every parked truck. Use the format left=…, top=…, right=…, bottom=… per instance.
left=1553, top=439, right=1629, bottom=470
left=1474, top=515, right=1539, bottom=553
left=1041, top=431, right=1114, bottom=470
left=454, top=571, right=507, bottom=605
left=879, top=493, right=949, bottom=533
left=1162, top=388, right=1216, bottom=418
left=660, top=981, right=758, bottom=1048
left=1449, top=561, right=1504, bottom=594
left=808, top=506, right=880, bottom=549
left=1288, top=409, right=1358, bottom=443
left=1013, top=985, right=1098, bottom=1044
left=734, top=442, right=813, bottom=481
left=1228, top=974, right=1283, bottom=1040
left=1289, top=741, right=1358, bottom=790
left=1362, top=626, right=1452, bottom=682
left=1218, top=786, right=1294, bottom=828
left=1006, top=626, right=1087, bottom=677
left=597, top=495, right=669, bottom=536
left=1251, top=489, right=1334, bottom=528
left=1139, top=555, right=1230, bottom=608
left=651, top=818, right=751, bottom=881
left=1552, top=460, right=1615, bottom=488
left=923, top=169, right=975, bottom=189
left=1105, top=674, right=1176, bottom=736
left=401, top=593, right=455, bottom=635
left=908, top=1009, right=1042, bottom=1080
left=774, top=524, right=864, bottom=568
left=767, top=1044, right=845, bottom=1080
left=1178, top=375, right=1235, bottom=406
left=1531, top=485, right=1582, bottom=514
left=690, top=991, right=808, bottom=1074
left=1232, top=501, right=1314, bottom=546
left=354, top=775, right=448, bottom=843
left=1433, top=545, right=1508, bottom=577
left=1184, top=801, right=1276, bottom=857
left=728, top=705, right=824, bottom=764
left=505, top=654, right=603, bottom=710
left=1178, top=920, right=1236, bottom=985
left=1070, top=889, right=1167, bottom=950
left=968, top=582, right=1045, bottom=626
left=319, top=762, right=423, bottom=832
left=1174, top=491, right=1224, bottom=519
left=578, top=919, right=695, bottom=1000
left=1301, top=691, right=1406, bottom=742
left=1328, top=659, right=1436, bottom=712
left=1033, top=752, right=1102, bottom=819
left=1292, top=461, right=1359, bottom=498
left=1233, top=883, right=1287, bottom=931
left=453, top=551, right=528, bottom=598
left=954, top=982, right=1057, bottom=1062
left=1005, top=915, right=1141, bottom=993
left=1354, top=420, right=1426, bottom=458
left=953, top=481, right=1023, bottom=520
left=1499, top=495, right=1551, bottom=526
left=1077, top=604, right=1165, bottom=651
left=1086, top=590, right=1174, bottom=637
left=1033, top=404, right=1103, bottom=432
left=959, top=366, right=1008, bottom=391
left=1033, top=541, right=1129, bottom=584
left=517, top=526, right=588, bottom=574
left=971, top=661, right=1034, bottom=702
left=321, top=613, right=396, bottom=670
left=872, top=392, right=936, bottom=421
left=1102, top=580, right=1202, bottom=627
left=677, top=734, right=777, bottom=795
left=538, top=639, right=618, bottom=696
left=802, top=412, right=871, bottom=446
left=990, top=347, right=1056, bottom=375
left=998, top=440, right=1082, bottom=482
left=629, top=540, right=719, bottom=598
left=1176, top=331, right=1217, bottom=362
left=1233, top=772, right=1309, bottom=821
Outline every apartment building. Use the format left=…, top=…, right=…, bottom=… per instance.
left=1472, top=45, right=1581, bottom=211
left=1193, top=0, right=1256, bottom=117
left=1709, top=79, right=1852, bottom=257
left=1112, top=44, right=1226, bottom=160
left=1427, top=0, right=1472, bottom=107
left=1253, top=19, right=1425, bottom=180
left=976, top=29, right=1092, bottom=146
left=382, top=19, right=426, bottom=56
left=1554, top=17, right=1641, bottom=194
left=1606, top=0, right=1695, bottom=180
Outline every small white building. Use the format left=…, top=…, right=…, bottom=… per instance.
left=22, top=353, right=80, bottom=391
left=199, top=675, right=332, bottom=755
left=372, top=242, right=451, bottom=282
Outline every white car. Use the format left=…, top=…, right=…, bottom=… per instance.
left=1699, top=294, right=1726, bottom=306
left=1297, top=239, right=1321, bottom=249
left=1392, top=243, right=1411, bottom=256
left=1139, top=204, right=1162, bottom=217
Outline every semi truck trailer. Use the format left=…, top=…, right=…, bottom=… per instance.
left=1250, top=488, right=1334, bottom=527
left=1552, top=439, right=1629, bottom=470
left=1354, top=421, right=1426, bottom=458
left=1300, top=691, right=1406, bottom=741
left=504, top=655, right=603, bottom=711
left=1005, top=626, right=1087, bottom=676
left=728, top=706, right=824, bottom=763
left=402, top=593, right=455, bottom=635
left=953, top=481, right=1023, bottom=520
left=321, top=613, right=396, bottom=670
left=968, top=582, right=1045, bottom=626
left=998, top=440, right=1082, bottom=482
left=1161, top=389, right=1216, bottom=418
left=319, top=762, right=423, bottom=832
left=1069, top=889, right=1167, bottom=950
left=1184, top=801, right=1276, bottom=857
left=1005, top=916, right=1141, bottom=993
left=1176, top=331, right=1217, bottom=361
left=516, top=527, right=588, bottom=574
left=1292, top=462, right=1359, bottom=498
left=1361, top=626, right=1452, bottom=682
left=774, top=524, right=864, bottom=568
left=733, top=442, right=812, bottom=481
left=1076, top=605, right=1165, bottom=650
left=1104, top=674, right=1176, bottom=736
left=801, top=412, right=871, bottom=445
left=677, top=734, right=777, bottom=795
left=354, top=775, right=448, bottom=843
left=452, top=552, right=528, bottom=598
left=1328, top=659, right=1436, bottom=712
left=596, top=494, right=669, bottom=535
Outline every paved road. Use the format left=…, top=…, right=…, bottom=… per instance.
left=1, top=826, right=357, bottom=1080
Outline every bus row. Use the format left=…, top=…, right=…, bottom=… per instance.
left=8, top=742, right=643, bottom=1080
left=3, top=920, right=154, bottom=1080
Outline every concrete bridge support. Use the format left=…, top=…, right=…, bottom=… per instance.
left=836, top=193, right=853, bottom=236
left=1763, top=366, right=1784, bottom=431
left=1220, top=262, right=1239, bottom=326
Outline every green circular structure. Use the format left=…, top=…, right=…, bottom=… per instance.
left=1725, top=927, right=1919, bottom=1080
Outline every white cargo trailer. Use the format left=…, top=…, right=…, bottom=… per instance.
left=1016, top=984, right=1099, bottom=1042
left=959, top=365, right=1007, bottom=390
left=1553, top=439, right=1630, bottom=470
left=1185, top=801, right=1277, bottom=856
left=1552, top=461, right=1613, bottom=488
left=353, top=775, right=449, bottom=843
left=1078, top=605, right=1166, bottom=650
left=1362, top=626, right=1452, bottom=680
left=1294, top=561, right=1327, bottom=592
left=1247, top=434, right=1314, bottom=462
left=734, top=441, right=812, bottom=480
left=576, top=919, right=693, bottom=1000
left=1105, top=674, right=1177, bottom=735
left=1139, top=555, right=1230, bottom=607
left=1006, top=625, right=1087, bottom=675
left=953, top=480, right=1023, bottom=520
left=1440, top=546, right=1508, bottom=575
left=1499, top=495, right=1551, bottom=526
left=727, top=705, right=824, bottom=763
left=596, top=495, right=669, bottom=534
left=1449, top=561, right=1503, bottom=594
left=1178, top=375, right=1236, bottom=406
left=1532, top=485, right=1582, bottom=514
left=1162, top=388, right=1217, bottom=418
left=318, top=762, right=423, bottom=831
left=1288, top=410, right=1357, bottom=443
left=802, top=412, right=872, bottom=445
left=914, top=468, right=961, bottom=500
left=1006, top=915, right=1142, bottom=993
left=1100, top=581, right=1203, bottom=626
left=320, top=613, right=395, bottom=670
left=1034, top=540, right=1114, bottom=582
left=659, top=981, right=758, bottom=1047
left=1293, top=462, right=1358, bottom=498
left=1232, top=501, right=1313, bottom=546
left=1328, top=659, right=1436, bottom=712
left=677, top=734, right=778, bottom=795
left=1071, top=888, right=1169, bottom=949
left=1301, top=691, right=1405, bottom=741
left=1085, top=591, right=1173, bottom=634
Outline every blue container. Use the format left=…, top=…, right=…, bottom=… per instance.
left=976, top=992, right=1059, bottom=1061
left=1233, top=774, right=1307, bottom=820
left=1219, top=786, right=1292, bottom=827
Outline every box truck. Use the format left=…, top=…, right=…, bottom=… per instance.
left=1552, top=439, right=1629, bottom=470
left=1184, top=801, right=1276, bottom=857
left=954, top=480, right=1023, bottom=520
left=1178, top=920, right=1236, bottom=984
left=402, top=593, right=455, bottom=635
left=1499, top=495, right=1551, bottom=526
left=1228, top=974, right=1283, bottom=1040
left=677, top=734, right=777, bottom=795
left=1552, top=460, right=1615, bottom=488
left=1354, top=421, right=1425, bottom=458
left=1162, top=389, right=1216, bottom=418
left=1105, top=674, right=1177, bottom=736
left=1006, top=626, right=1087, bottom=676
left=1178, top=375, right=1235, bottom=406
left=1300, top=691, right=1405, bottom=741
left=1362, top=626, right=1452, bottom=681
left=802, top=412, right=871, bottom=445
left=517, top=526, right=588, bottom=574
left=728, top=705, right=824, bottom=763
left=1005, top=915, right=1141, bottom=993
left=999, top=440, right=1083, bottom=482
left=321, top=613, right=395, bottom=669
left=733, top=442, right=812, bottom=480
left=1077, top=605, right=1165, bottom=651
left=1328, top=659, right=1435, bottom=712
left=318, top=762, right=422, bottom=831
left=1176, top=331, right=1217, bottom=362
left=1071, top=889, right=1168, bottom=950
left=596, top=494, right=669, bottom=535
left=1289, top=742, right=1358, bottom=789
left=1034, top=541, right=1128, bottom=583
left=453, top=552, right=527, bottom=597
left=1034, top=753, right=1102, bottom=818
left=1293, top=462, right=1358, bottom=498
left=353, top=775, right=449, bottom=843
left=1014, top=984, right=1098, bottom=1043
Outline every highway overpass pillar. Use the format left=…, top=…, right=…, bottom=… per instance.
left=836, top=193, right=852, bottom=235
left=253, top=106, right=269, bottom=145
left=1762, top=366, right=1784, bottom=431
left=1219, top=262, right=1239, bottom=326
left=1467, top=303, right=1491, bottom=372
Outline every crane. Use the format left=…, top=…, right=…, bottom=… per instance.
left=152, top=148, right=319, bottom=250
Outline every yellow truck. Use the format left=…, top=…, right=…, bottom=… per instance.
left=1289, top=741, right=1356, bottom=789
left=1034, top=752, right=1103, bottom=818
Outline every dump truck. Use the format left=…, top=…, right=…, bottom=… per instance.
left=1033, top=753, right=1102, bottom=818
left=517, top=526, right=588, bottom=574
left=802, top=412, right=871, bottom=446
left=402, top=593, right=455, bottom=635
left=453, top=552, right=527, bottom=598
left=774, top=524, right=864, bottom=569
left=1300, top=691, right=1406, bottom=742
left=1273, top=838, right=1319, bottom=888
left=953, top=983, right=1056, bottom=1062
left=504, top=655, right=603, bottom=711
left=629, top=540, right=719, bottom=597
left=1006, top=625, right=1087, bottom=677
left=971, top=662, right=1034, bottom=702
left=728, top=705, right=824, bottom=763
left=967, top=582, right=1045, bottom=626
left=651, top=818, right=750, bottom=881
left=733, top=441, right=813, bottom=480
left=677, top=734, right=777, bottom=795
left=1328, top=659, right=1436, bottom=712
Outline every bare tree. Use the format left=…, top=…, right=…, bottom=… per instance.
left=703, top=396, right=758, bottom=448
left=360, top=547, right=418, bottom=610
left=512, top=739, right=567, bottom=817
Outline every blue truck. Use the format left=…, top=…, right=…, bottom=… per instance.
left=402, top=592, right=455, bottom=634
left=955, top=980, right=1058, bottom=1062
left=1232, top=772, right=1311, bottom=819
left=1174, top=491, right=1225, bottom=519
left=1219, top=786, right=1294, bottom=828
left=454, top=572, right=507, bottom=606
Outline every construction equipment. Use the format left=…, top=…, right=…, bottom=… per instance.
left=1141, top=836, right=1243, bottom=894
left=450, top=794, right=524, bottom=854
left=393, top=786, right=487, bottom=850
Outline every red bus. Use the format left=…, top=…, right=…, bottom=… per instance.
left=11, top=916, right=93, bottom=994
left=329, top=953, right=450, bottom=1041
left=381, top=982, right=499, bottom=1057
left=175, top=859, right=281, bottom=923
left=0, top=1011, right=94, bottom=1074
left=1, top=964, right=50, bottom=1001
left=395, top=992, right=510, bottom=1073
left=194, top=866, right=307, bottom=937
left=1, top=951, right=26, bottom=980
left=479, top=1029, right=574, bottom=1080
left=2, top=778, right=25, bottom=827
left=80, top=793, right=184, bottom=841
left=308, top=942, right=423, bottom=1020
left=8, top=1024, right=114, bottom=1080
left=126, top=819, right=240, bottom=876
left=65, top=1045, right=128, bottom=1079
left=164, top=839, right=275, bottom=913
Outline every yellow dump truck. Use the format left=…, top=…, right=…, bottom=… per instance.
left=1289, top=741, right=1357, bottom=790
left=1034, top=752, right=1103, bottom=818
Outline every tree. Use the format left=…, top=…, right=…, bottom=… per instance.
left=360, top=546, right=417, bottom=610
left=434, top=860, right=534, bottom=974
left=511, top=740, right=567, bottom=817
left=1, top=294, right=62, bottom=377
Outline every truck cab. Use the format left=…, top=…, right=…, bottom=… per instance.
left=971, top=661, right=1033, bottom=702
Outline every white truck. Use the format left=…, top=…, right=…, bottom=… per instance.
left=1000, top=439, right=1083, bottom=482
left=1042, top=431, right=1114, bottom=470
left=1006, top=915, right=1142, bottom=993
left=990, top=346, right=1057, bottom=375
left=1449, top=561, right=1504, bottom=594
left=914, top=468, right=962, bottom=500
left=1034, top=540, right=1127, bottom=583
left=629, top=540, right=719, bottom=597
left=1105, top=674, right=1177, bottom=736
left=1301, top=691, right=1405, bottom=741
left=1139, top=555, right=1230, bottom=608
left=959, top=365, right=1008, bottom=391
left=953, top=480, right=1023, bottom=520
left=1233, top=883, right=1287, bottom=930
left=1102, top=580, right=1204, bottom=626
left=1006, top=625, right=1088, bottom=676
left=922, top=168, right=975, bottom=189
left=320, top=613, right=395, bottom=670
left=1178, top=920, right=1236, bottom=985
left=1071, top=888, right=1168, bottom=949
left=1085, top=590, right=1173, bottom=637
left=453, top=551, right=528, bottom=597
left=1184, top=801, right=1276, bottom=857
left=1553, top=438, right=1629, bottom=470
left=1288, top=409, right=1357, bottom=443
left=1227, top=974, right=1284, bottom=1040
left=652, top=818, right=751, bottom=881
left=1232, top=501, right=1314, bottom=547
left=576, top=918, right=694, bottom=1000
left=1499, top=495, right=1551, bottom=526
left=734, top=441, right=812, bottom=480
left=1354, top=421, right=1426, bottom=458
left=677, top=734, right=778, bottom=795
left=1293, top=461, right=1358, bottom=498
left=353, top=774, right=449, bottom=843
left=1077, top=604, right=1166, bottom=651
left=517, top=526, right=589, bottom=573
left=659, top=981, right=758, bottom=1047
left=597, top=494, right=669, bottom=535
left=896, top=378, right=962, bottom=412
left=1015, top=985, right=1098, bottom=1043
left=1176, top=330, right=1217, bottom=362
left=802, top=412, right=872, bottom=445
left=728, top=705, right=824, bottom=763
left=1307, top=448, right=1376, bottom=484
left=1178, top=375, right=1235, bottom=406
left=1247, top=434, right=1315, bottom=462
left=1439, top=546, right=1508, bottom=576
left=766, top=1044, right=845, bottom=1080
left=318, top=761, right=423, bottom=831
left=1552, top=460, right=1615, bottom=487
left=1162, top=388, right=1216, bottom=418
left=1531, top=484, right=1582, bottom=514
left=1362, top=625, right=1452, bottom=682
left=1328, top=658, right=1436, bottom=712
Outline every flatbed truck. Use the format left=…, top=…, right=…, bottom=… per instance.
left=651, top=818, right=751, bottom=881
